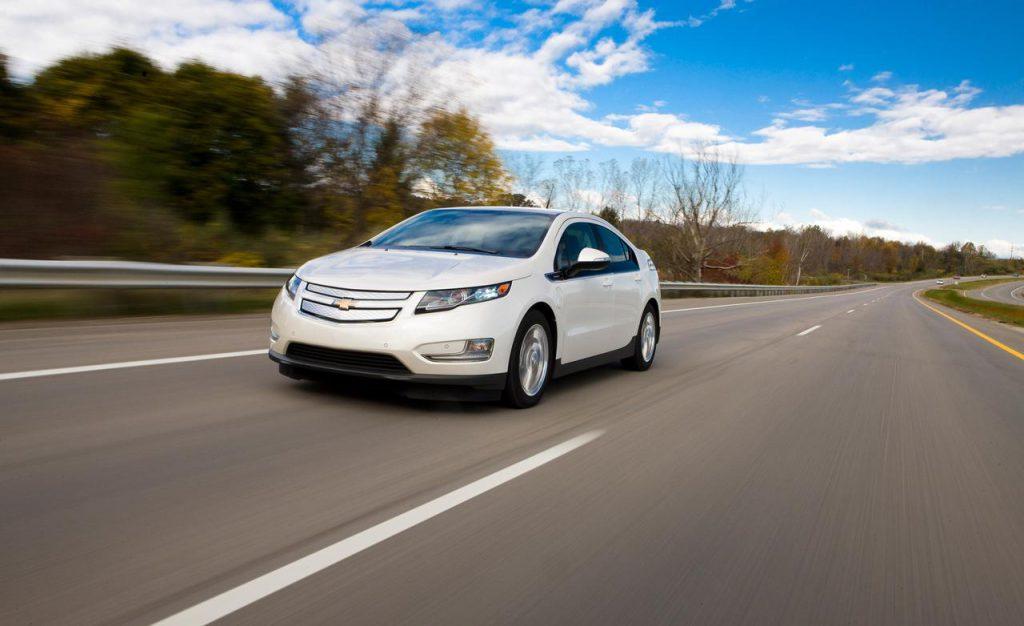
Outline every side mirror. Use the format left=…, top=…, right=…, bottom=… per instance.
left=566, top=247, right=610, bottom=277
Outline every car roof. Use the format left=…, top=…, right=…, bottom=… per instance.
left=429, top=206, right=616, bottom=221
left=433, top=205, right=565, bottom=216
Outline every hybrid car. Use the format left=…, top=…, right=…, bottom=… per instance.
left=270, top=206, right=661, bottom=408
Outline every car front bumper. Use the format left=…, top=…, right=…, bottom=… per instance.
left=268, top=349, right=507, bottom=388
left=269, top=286, right=522, bottom=388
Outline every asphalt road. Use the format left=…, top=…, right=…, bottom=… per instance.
left=969, top=280, right=1024, bottom=306
left=2, top=282, right=1023, bottom=625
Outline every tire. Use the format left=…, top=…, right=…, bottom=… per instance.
left=621, top=304, right=658, bottom=371
left=502, top=310, right=553, bottom=409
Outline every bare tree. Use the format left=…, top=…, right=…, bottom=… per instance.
left=790, top=225, right=832, bottom=285
left=597, top=159, right=628, bottom=217
left=537, top=178, right=558, bottom=209
left=628, top=156, right=661, bottom=222
left=663, top=147, right=751, bottom=281
left=553, top=156, right=594, bottom=212
left=505, top=153, right=545, bottom=206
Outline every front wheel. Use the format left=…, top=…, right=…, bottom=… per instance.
left=621, top=305, right=658, bottom=371
left=502, top=311, right=552, bottom=409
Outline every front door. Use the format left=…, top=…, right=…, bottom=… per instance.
left=553, top=222, right=618, bottom=363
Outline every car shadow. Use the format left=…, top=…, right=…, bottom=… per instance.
left=284, top=373, right=507, bottom=417
left=279, top=360, right=639, bottom=415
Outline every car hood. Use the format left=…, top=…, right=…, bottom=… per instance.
left=297, top=247, right=535, bottom=291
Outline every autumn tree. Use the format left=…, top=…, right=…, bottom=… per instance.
left=414, top=107, right=508, bottom=205
left=111, top=61, right=297, bottom=232
left=31, top=47, right=161, bottom=136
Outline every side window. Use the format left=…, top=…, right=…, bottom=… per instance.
left=593, top=225, right=640, bottom=272
left=554, top=223, right=601, bottom=273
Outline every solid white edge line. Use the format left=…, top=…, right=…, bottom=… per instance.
left=662, top=285, right=885, bottom=315
left=152, top=429, right=605, bottom=626
left=0, top=349, right=269, bottom=382
left=797, top=325, right=822, bottom=336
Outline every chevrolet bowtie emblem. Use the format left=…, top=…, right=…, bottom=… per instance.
left=334, top=298, right=355, bottom=310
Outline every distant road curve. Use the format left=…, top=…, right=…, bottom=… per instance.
left=969, top=280, right=1024, bottom=306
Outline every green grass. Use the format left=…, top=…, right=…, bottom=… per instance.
left=923, top=288, right=1024, bottom=327
left=0, top=289, right=278, bottom=322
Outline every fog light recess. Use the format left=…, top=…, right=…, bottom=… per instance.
left=420, top=338, right=494, bottom=362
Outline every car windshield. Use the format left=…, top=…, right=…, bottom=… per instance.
left=369, top=209, right=556, bottom=258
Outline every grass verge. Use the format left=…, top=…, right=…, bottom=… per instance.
left=922, top=288, right=1024, bottom=327
left=945, top=277, right=1023, bottom=292
left=0, top=289, right=278, bottom=323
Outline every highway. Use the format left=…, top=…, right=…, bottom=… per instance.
left=2, top=281, right=1023, bottom=625
left=969, top=280, right=1024, bottom=306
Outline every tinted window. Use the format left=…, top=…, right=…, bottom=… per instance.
left=555, top=223, right=602, bottom=272
left=371, top=209, right=555, bottom=258
left=593, top=225, right=629, bottom=263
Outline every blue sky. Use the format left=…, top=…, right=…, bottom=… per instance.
left=2, top=0, right=1022, bottom=253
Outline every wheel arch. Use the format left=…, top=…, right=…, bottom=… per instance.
left=645, top=297, right=660, bottom=341
left=524, top=301, right=558, bottom=361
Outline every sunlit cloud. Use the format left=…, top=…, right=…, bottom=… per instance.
left=3, top=1, right=1024, bottom=167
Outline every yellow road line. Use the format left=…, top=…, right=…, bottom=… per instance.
left=915, top=293, right=1024, bottom=362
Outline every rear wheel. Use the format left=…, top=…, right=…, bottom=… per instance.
left=621, top=305, right=658, bottom=371
left=502, top=311, right=552, bottom=408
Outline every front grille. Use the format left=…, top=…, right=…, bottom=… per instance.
left=300, top=299, right=400, bottom=323
left=305, top=282, right=411, bottom=301
left=286, top=343, right=410, bottom=374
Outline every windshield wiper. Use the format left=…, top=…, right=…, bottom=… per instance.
left=427, top=245, right=499, bottom=255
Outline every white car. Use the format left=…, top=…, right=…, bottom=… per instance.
left=270, top=206, right=661, bottom=407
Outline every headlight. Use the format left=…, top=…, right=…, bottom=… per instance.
left=416, top=282, right=511, bottom=313
left=284, top=274, right=302, bottom=300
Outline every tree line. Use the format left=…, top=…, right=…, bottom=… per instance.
left=2, top=47, right=1019, bottom=282
left=505, top=152, right=1020, bottom=283
left=0, top=46, right=506, bottom=266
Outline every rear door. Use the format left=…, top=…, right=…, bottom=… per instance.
left=552, top=221, right=618, bottom=363
left=592, top=224, right=643, bottom=348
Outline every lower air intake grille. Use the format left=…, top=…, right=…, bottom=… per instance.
left=286, top=343, right=410, bottom=374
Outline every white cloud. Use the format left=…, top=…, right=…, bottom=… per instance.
left=497, top=136, right=590, bottom=152
left=871, top=70, right=893, bottom=82
left=757, top=209, right=937, bottom=245
left=0, top=0, right=315, bottom=79
left=839, top=63, right=854, bottom=71
left=984, top=239, right=1024, bottom=258
left=3, top=1, right=1024, bottom=169
left=779, top=106, right=829, bottom=122
left=718, top=81, right=1024, bottom=165
left=565, top=36, right=649, bottom=87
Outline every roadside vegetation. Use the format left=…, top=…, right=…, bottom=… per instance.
left=3, top=45, right=1022, bottom=289
left=0, top=289, right=277, bottom=322
left=923, top=279, right=1024, bottom=327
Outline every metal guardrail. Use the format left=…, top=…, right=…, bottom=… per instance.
left=0, top=259, right=875, bottom=295
left=659, top=281, right=873, bottom=297
left=0, top=259, right=291, bottom=288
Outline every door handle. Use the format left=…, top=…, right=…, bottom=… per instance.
left=602, top=278, right=613, bottom=287
left=633, top=275, right=643, bottom=282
